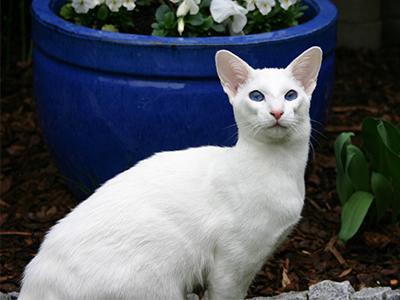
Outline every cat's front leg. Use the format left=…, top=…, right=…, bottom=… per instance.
left=206, top=258, right=259, bottom=300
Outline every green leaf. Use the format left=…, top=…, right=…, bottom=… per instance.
left=345, top=144, right=370, bottom=192
left=97, top=4, right=109, bottom=21
left=152, top=28, right=167, bottom=36
left=101, top=24, right=118, bottom=32
left=362, top=118, right=384, bottom=171
left=187, top=14, right=204, bottom=26
left=202, top=16, right=214, bottom=30
left=211, top=23, right=225, bottom=32
left=155, top=4, right=170, bottom=23
left=334, top=132, right=354, bottom=174
left=163, top=11, right=176, bottom=27
left=60, top=3, right=75, bottom=20
left=377, top=121, right=400, bottom=190
left=377, top=120, right=400, bottom=155
left=336, top=173, right=355, bottom=205
left=338, top=191, right=373, bottom=242
left=371, top=172, right=393, bottom=222
left=200, top=0, right=211, bottom=8
left=363, top=118, right=400, bottom=193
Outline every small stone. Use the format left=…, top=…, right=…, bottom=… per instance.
left=309, top=280, right=355, bottom=300
left=0, top=292, right=19, bottom=300
left=8, top=293, right=18, bottom=300
left=272, top=291, right=308, bottom=300
left=352, top=287, right=391, bottom=300
left=385, top=290, right=400, bottom=300
left=251, top=291, right=308, bottom=300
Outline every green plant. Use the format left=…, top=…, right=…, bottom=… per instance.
left=334, top=118, right=400, bottom=242
left=59, top=0, right=306, bottom=37
left=152, top=1, right=225, bottom=37
left=242, top=0, right=305, bottom=34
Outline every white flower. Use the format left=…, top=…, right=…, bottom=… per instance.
left=255, top=0, right=275, bottom=15
left=278, top=0, right=296, bottom=10
left=176, top=0, right=200, bottom=17
left=105, top=0, right=123, bottom=12
left=210, top=0, right=248, bottom=34
left=122, top=0, right=136, bottom=11
left=72, top=0, right=98, bottom=13
left=177, top=17, right=185, bottom=35
left=245, top=0, right=256, bottom=11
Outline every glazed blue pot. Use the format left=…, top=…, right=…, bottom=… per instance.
left=32, top=0, right=337, bottom=199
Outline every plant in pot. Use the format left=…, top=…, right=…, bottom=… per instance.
left=31, top=0, right=337, bottom=198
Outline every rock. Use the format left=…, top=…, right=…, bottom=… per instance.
left=252, top=291, right=307, bottom=300
left=0, top=292, right=18, bottom=300
left=272, top=291, right=308, bottom=299
left=309, top=280, right=355, bottom=300
left=351, top=287, right=391, bottom=300
left=385, top=290, right=400, bottom=300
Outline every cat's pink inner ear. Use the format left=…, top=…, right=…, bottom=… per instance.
left=216, top=50, right=251, bottom=98
left=287, top=47, right=323, bottom=97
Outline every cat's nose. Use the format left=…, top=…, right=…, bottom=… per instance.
left=270, top=110, right=284, bottom=120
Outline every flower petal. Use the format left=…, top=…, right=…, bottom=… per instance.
left=177, top=1, right=190, bottom=16
left=210, top=0, right=247, bottom=26
left=278, top=0, right=295, bottom=10
left=187, top=0, right=200, bottom=14
left=231, top=10, right=247, bottom=33
left=123, top=0, right=136, bottom=10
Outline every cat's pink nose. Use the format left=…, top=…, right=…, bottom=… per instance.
left=270, top=110, right=284, bottom=120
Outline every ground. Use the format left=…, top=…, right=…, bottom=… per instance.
left=1, top=48, right=399, bottom=297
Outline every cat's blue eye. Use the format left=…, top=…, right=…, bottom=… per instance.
left=249, top=90, right=265, bottom=102
left=284, top=90, right=298, bottom=101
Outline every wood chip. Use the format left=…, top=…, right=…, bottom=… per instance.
left=339, top=268, right=352, bottom=278
left=281, top=267, right=291, bottom=288
left=0, top=231, right=32, bottom=236
left=325, top=236, right=346, bottom=265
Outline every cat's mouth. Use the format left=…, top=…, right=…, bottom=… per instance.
left=271, top=122, right=287, bottom=129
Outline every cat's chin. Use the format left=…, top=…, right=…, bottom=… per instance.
left=250, top=125, right=293, bottom=143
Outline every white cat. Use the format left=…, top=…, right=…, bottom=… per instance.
left=18, top=46, right=322, bottom=300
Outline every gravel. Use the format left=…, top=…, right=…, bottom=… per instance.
left=2, top=281, right=399, bottom=300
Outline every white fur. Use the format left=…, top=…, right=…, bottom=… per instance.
left=19, top=47, right=322, bottom=300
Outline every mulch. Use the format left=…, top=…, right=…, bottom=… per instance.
left=1, top=48, right=400, bottom=297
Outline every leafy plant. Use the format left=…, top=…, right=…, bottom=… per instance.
left=59, top=0, right=306, bottom=37
left=60, top=1, right=135, bottom=33
left=152, top=0, right=226, bottom=37
left=242, top=1, right=305, bottom=34
left=334, top=118, right=400, bottom=242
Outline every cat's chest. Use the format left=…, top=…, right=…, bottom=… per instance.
left=213, top=169, right=304, bottom=227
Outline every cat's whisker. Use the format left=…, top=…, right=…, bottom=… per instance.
left=311, top=128, right=327, bottom=140
left=253, top=124, right=265, bottom=137
left=308, top=141, right=316, bottom=160
left=310, top=118, right=324, bottom=126
left=309, top=133, right=320, bottom=147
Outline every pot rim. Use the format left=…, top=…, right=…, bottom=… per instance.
left=32, top=0, right=337, bottom=46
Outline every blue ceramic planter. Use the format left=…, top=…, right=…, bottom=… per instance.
left=32, top=0, right=337, bottom=199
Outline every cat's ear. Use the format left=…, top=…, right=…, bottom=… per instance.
left=286, top=46, right=323, bottom=97
left=215, top=50, right=252, bottom=100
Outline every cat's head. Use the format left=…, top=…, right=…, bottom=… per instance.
left=215, top=47, right=322, bottom=143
